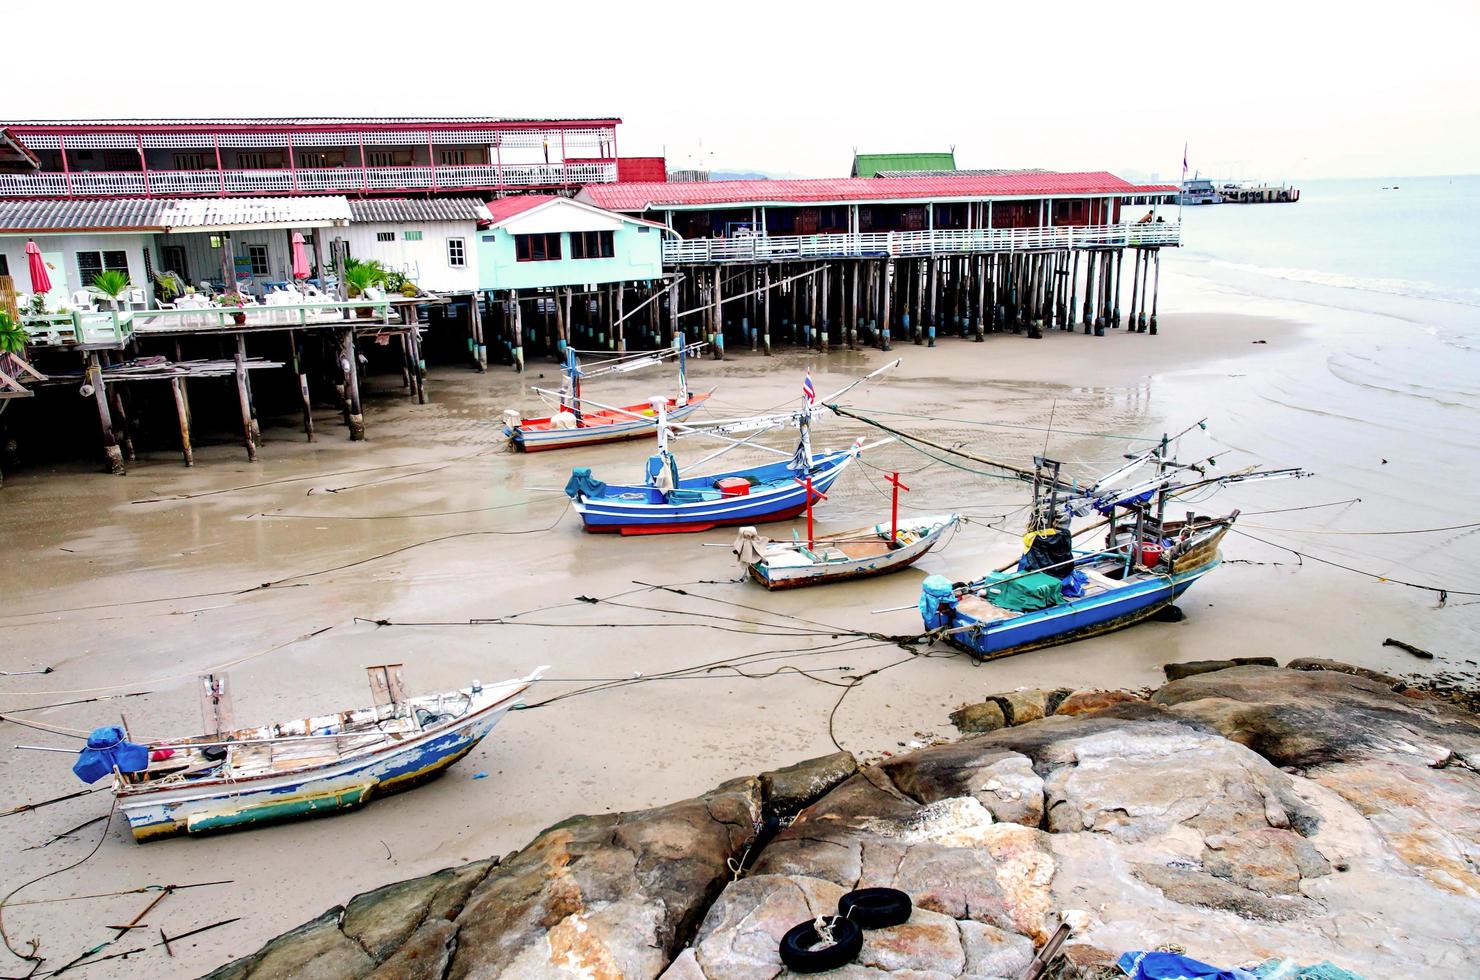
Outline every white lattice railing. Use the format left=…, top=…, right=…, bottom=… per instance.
left=0, top=161, right=619, bottom=197
left=662, top=223, right=1182, bottom=264
left=19, top=300, right=394, bottom=348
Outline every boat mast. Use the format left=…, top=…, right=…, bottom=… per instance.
left=565, top=346, right=583, bottom=426
left=676, top=330, right=688, bottom=403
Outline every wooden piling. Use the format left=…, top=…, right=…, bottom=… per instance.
left=340, top=329, right=365, bottom=441
left=170, top=376, right=193, bottom=466
left=1149, top=249, right=1161, bottom=335
left=86, top=352, right=124, bottom=475
left=615, top=282, right=626, bottom=353
left=470, top=294, right=487, bottom=371
left=881, top=258, right=895, bottom=351
left=109, top=385, right=135, bottom=462
left=233, top=337, right=258, bottom=460
left=712, top=266, right=725, bottom=359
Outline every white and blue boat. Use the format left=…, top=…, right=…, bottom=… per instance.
left=86, top=667, right=546, bottom=842
left=566, top=360, right=898, bottom=536
left=906, top=423, right=1308, bottom=661
left=922, top=516, right=1234, bottom=660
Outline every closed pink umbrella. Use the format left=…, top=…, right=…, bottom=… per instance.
left=290, top=231, right=310, bottom=280
left=25, top=239, right=51, bottom=295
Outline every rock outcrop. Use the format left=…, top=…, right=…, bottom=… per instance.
left=208, top=667, right=1480, bottom=979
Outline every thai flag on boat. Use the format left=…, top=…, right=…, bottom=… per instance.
left=802, top=370, right=816, bottom=406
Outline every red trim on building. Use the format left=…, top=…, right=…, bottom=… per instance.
left=583, top=172, right=1178, bottom=211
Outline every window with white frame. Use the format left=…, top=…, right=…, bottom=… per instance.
left=446, top=237, right=466, bottom=268
left=238, top=151, right=283, bottom=170
left=376, top=232, right=395, bottom=242
left=367, top=150, right=397, bottom=168
left=173, top=152, right=209, bottom=170
left=246, top=245, right=270, bottom=276
left=403, top=230, right=423, bottom=241
left=438, top=149, right=467, bottom=166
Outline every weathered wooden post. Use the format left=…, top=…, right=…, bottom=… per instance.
left=509, top=290, right=525, bottom=372
left=108, top=385, right=135, bottom=462
left=1149, top=249, right=1160, bottom=335
left=234, top=336, right=258, bottom=459
left=615, top=281, right=626, bottom=353
left=760, top=266, right=772, bottom=356
left=170, top=375, right=193, bottom=466
left=86, top=353, right=124, bottom=474
left=1128, top=250, right=1142, bottom=336
left=880, top=258, right=895, bottom=351
left=470, top=293, right=487, bottom=371
left=1081, top=251, right=1095, bottom=334
left=712, top=266, right=724, bottom=359
left=1111, top=249, right=1124, bottom=329
left=848, top=261, right=860, bottom=349
left=288, top=330, right=314, bottom=440
left=340, top=329, right=365, bottom=440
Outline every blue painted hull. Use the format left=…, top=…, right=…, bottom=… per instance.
left=940, top=560, right=1218, bottom=661
left=573, top=450, right=856, bottom=534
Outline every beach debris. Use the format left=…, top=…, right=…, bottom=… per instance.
left=472, top=772, right=488, bottom=780
left=0, top=786, right=107, bottom=819
left=1384, top=637, right=1435, bottom=660
left=0, top=667, right=53, bottom=676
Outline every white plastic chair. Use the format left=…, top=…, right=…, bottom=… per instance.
left=71, top=290, right=96, bottom=311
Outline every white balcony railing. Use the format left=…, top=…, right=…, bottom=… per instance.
left=662, top=222, right=1182, bottom=264
left=0, top=162, right=619, bottom=197
left=20, top=300, right=394, bottom=348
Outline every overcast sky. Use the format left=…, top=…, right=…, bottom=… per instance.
left=8, top=0, right=1477, bottom=181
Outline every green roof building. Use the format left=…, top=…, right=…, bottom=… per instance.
left=850, top=151, right=957, bottom=177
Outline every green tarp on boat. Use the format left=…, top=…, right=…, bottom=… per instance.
left=980, top=571, right=1065, bottom=612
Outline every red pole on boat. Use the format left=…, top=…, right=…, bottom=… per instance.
left=794, top=475, right=828, bottom=548
left=884, top=471, right=910, bottom=542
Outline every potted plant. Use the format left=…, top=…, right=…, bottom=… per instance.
left=344, top=259, right=389, bottom=318
left=88, top=269, right=133, bottom=312
left=0, top=309, right=27, bottom=357
left=218, top=291, right=249, bottom=325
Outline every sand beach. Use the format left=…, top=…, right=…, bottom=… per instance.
left=2, top=230, right=1479, bottom=977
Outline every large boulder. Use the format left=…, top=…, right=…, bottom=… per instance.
left=760, top=750, right=858, bottom=817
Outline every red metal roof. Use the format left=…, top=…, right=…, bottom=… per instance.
left=481, top=195, right=560, bottom=223
left=1, top=117, right=621, bottom=134
left=581, top=172, right=1177, bottom=211
left=617, top=157, right=666, bottom=183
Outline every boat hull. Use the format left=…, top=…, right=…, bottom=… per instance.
left=508, top=394, right=708, bottom=452
left=117, top=696, right=517, bottom=842
left=749, top=517, right=956, bottom=589
left=936, top=520, right=1230, bottom=661
left=574, top=451, right=855, bottom=535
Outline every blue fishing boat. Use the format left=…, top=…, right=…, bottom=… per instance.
left=565, top=361, right=898, bottom=536
left=886, top=420, right=1310, bottom=661
left=921, top=516, right=1234, bottom=660
left=569, top=447, right=858, bottom=535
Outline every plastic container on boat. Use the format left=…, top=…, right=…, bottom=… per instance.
left=716, top=477, right=751, bottom=497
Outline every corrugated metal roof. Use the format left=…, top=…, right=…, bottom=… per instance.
left=0, top=197, right=168, bottom=232
left=581, top=173, right=1179, bottom=212
left=160, top=197, right=352, bottom=229
left=347, top=198, right=491, bottom=223
left=482, top=195, right=560, bottom=223
left=876, top=168, right=1048, bottom=178
left=852, top=152, right=956, bottom=177
left=2, top=116, right=619, bottom=129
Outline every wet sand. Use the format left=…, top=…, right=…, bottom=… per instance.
left=2, top=265, right=1478, bottom=977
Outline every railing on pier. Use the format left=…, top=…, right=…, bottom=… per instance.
left=661, top=222, right=1182, bottom=265
left=0, top=162, right=618, bottom=198
left=20, top=300, right=394, bottom=349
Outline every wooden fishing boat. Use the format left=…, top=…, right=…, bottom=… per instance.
left=887, top=417, right=1309, bottom=661
left=571, top=448, right=859, bottom=535
left=91, top=666, right=545, bottom=842
left=504, top=335, right=707, bottom=452
left=567, top=361, right=898, bottom=536
left=737, top=514, right=960, bottom=589
left=507, top=392, right=710, bottom=452
left=923, top=516, right=1234, bottom=660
